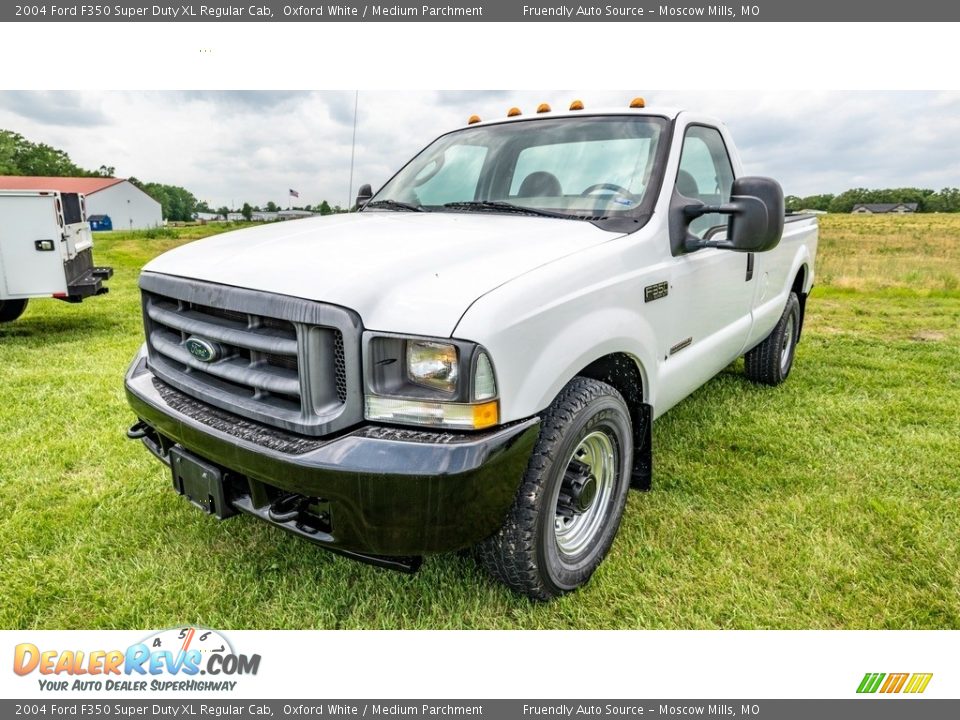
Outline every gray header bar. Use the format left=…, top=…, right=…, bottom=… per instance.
left=4, top=700, right=959, bottom=718
left=5, top=0, right=960, bottom=22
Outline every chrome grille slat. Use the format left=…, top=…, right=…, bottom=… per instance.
left=147, top=301, right=298, bottom=355
left=150, top=332, right=301, bottom=396
left=139, top=273, right=363, bottom=437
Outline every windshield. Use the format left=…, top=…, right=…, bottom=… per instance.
left=368, top=116, right=668, bottom=221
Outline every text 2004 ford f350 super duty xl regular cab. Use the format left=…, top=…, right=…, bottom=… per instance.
left=125, top=99, right=818, bottom=599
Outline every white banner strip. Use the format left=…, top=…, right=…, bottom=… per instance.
left=2, top=630, right=954, bottom=699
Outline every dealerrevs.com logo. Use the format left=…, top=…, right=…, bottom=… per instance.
left=857, top=672, right=933, bottom=694
left=13, top=627, right=261, bottom=692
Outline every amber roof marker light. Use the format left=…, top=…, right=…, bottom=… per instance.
left=507, top=107, right=522, bottom=117
left=467, top=114, right=481, bottom=125
left=630, top=97, right=646, bottom=108
left=569, top=100, right=584, bottom=110
left=536, top=103, right=551, bottom=113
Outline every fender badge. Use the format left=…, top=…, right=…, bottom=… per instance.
left=669, top=337, right=693, bottom=356
left=644, top=281, right=668, bottom=302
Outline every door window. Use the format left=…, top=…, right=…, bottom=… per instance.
left=676, top=126, right=735, bottom=239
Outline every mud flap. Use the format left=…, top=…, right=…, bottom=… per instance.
left=630, top=403, right=653, bottom=491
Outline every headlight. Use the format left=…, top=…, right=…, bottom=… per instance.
left=364, top=334, right=499, bottom=430
left=407, top=341, right=459, bottom=393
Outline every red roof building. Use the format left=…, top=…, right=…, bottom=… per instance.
left=0, top=176, right=162, bottom=230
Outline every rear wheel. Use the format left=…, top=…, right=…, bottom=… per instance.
left=0, top=299, right=28, bottom=323
left=744, top=291, right=800, bottom=385
left=477, top=377, right=633, bottom=600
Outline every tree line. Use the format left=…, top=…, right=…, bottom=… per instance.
left=0, top=129, right=346, bottom=222
left=786, top=187, right=960, bottom=213
left=204, top=199, right=347, bottom=220
left=0, top=129, right=116, bottom=179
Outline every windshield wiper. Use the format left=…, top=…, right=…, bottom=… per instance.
left=442, top=200, right=572, bottom=219
left=365, top=199, right=426, bottom=212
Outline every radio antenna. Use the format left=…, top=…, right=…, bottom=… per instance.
left=347, top=90, right=359, bottom=210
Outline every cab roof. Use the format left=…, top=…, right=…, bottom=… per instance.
left=465, top=105, right=684, bottom=129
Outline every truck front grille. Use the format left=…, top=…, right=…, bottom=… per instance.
left=140, top=273, right=362, bottom=437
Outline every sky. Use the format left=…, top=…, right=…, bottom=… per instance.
left=1, top=90, right=958, bottom=209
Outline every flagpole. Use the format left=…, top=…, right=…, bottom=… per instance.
left=348, top=90, right=359, bottom=210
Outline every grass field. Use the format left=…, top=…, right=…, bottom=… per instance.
left=1, top=215, right=958, bottom=629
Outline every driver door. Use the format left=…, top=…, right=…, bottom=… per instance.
left=660, top=124, right=756, bottom=400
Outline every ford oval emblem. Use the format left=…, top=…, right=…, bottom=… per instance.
left=184, top=336, right=221, bottom=363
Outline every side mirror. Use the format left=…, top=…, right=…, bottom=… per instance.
left=670, top=176, right=784, bottom=255
left=355, top=183, right=373, bottom=210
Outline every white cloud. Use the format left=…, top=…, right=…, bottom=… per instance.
left=1, top=90, right=958, bottom=207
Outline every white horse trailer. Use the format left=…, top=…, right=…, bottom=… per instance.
left=0, top=189, right=113, bottom=323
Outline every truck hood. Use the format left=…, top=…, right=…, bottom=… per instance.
left=143, top=212, right=619, bottom=336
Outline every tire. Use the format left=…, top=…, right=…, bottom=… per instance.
left=477, top=377, right=633, bottom=600
left=0, top=299, right=28, bottom=323
left=744, top=291, right=801, bottom=386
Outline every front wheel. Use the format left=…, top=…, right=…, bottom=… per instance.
left=477, top=377, right=633, bottom=600
left=0, top=299, right=28, bottom=323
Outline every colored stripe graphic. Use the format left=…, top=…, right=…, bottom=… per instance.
left=904, top=673, right=933, bottom=694
left=857, top=672, right=932, bottom=694
left=880, top=673, right=909, bottom=693
left=857, top=673, right=885, bottom=693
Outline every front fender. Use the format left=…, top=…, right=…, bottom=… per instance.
left=453, top=227, right=673, bottom=423
left=455, top=281, right=660, bottom=423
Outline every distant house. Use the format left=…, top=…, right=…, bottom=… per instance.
left=0, top=176, right=162, bottom=229
left=193, top=211, right=223, bottom=222
left=851, top=203, right=918, bottom=214
left=225, top=212, right=245, bottom=222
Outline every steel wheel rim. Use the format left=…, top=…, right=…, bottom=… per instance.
left=780, top=314, right=795, bottom=374
left=554, top=430, right=617, bottom=558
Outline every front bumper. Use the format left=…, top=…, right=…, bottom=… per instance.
left=124, top=353, right=539, bottom=559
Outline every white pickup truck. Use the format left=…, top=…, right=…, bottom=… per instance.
left=125, top=100, right=818, bottom=599
left=0, top=189, right=113, bottom=322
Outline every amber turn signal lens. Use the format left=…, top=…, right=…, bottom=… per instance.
left=471, top=400, right=500, bottom=430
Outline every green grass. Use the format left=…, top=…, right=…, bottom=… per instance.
left=1, top=217, right=959, bottom=629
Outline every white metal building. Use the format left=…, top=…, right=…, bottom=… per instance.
left=0, top=176, right=162, bottom=230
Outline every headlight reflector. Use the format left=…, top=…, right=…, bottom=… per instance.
left=474, top=351, right=497, bottom=400
left=407, top=341, right=459, bottom=393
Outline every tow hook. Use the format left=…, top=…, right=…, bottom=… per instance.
left=126, top=421, right=149, bottom=440
left=268, top=493, right=307, bottom=523
left=268, top=493, right=328, bottom=536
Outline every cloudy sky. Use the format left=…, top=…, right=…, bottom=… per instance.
left=1, top=90, right=958, bottom=208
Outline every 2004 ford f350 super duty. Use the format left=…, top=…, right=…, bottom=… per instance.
left=125, top=98, right=818, bottom=599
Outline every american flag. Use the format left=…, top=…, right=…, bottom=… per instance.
left=289, top=189, right=299, bottom=198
